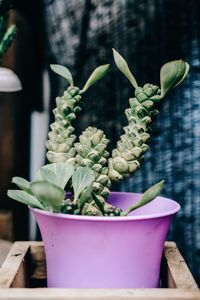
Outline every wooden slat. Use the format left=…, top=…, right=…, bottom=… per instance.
left=0, top=240, right=12, bottom=266
left=164, top=242, right=198, bottom=290
left=0, top=241, right=199, bottom=300
left=30, top=243, right=46, bottom=279
left=0, top=288, right=199, bottom=300
left=0, top=242, right=30, bottom=288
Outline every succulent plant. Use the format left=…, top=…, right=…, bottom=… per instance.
left=8, top=49, right=189, bottom=216
left=108, top=50, right=189, bottom=182
left=44, top=50, right=189, bottom=215
left=8, top=162, right=165, bottom=216
left=0, top=0, right=16, bottom=58
left=46, top=64, right=109, bottom=165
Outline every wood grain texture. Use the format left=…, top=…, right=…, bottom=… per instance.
left=0, top=241, right=199, bottom=299
left=0, top=240, right=12, bottom=266
left=0, top=288, right=199, bottom=300
left=164, top=242, right=199, bottom=290
left=0, top=242, right=30, bottom=288
left=30, top=243, right=46, bottom=280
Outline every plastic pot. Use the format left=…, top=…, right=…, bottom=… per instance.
left=30, top=191, right=180, bottom=288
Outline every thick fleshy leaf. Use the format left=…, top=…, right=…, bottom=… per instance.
left=92, top=193, right=105, bottom=215
left=78, top=186, right=93, bottom=211
left=36, top=163, right=74, bottom=189
left=31, top=181, right=64, bottom=212
left=72, top=167, right=94, bottom=201
left=160, top=60, right=189, bottom=97
left=124, top=180, right=165, bottom=215
left=11, top=177, right=31, bottom=193
left=50, top=64, right=74, bottom=86
left=7, top=190, right=45, bottom=210
left=173, top=62, right=190, bottom=88
left=112, top=49, right=138, bottom=89
left=80, top=64, right=109, bottom=94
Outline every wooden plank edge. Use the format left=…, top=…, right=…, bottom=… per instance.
left=29, top=243, right=46, bottom=279
left=164, top=242, right=198, bottom=290
left=0, top=242, right=30, bottom=288
left=0, top=288, right=199, bottom=300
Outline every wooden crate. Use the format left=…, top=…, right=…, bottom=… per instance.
left=0, top=241, right=199, bottom=300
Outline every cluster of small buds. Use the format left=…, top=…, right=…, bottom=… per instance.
left=46, top=86, right=82, bottom=164
left=104, top=203, right=122, bottom=216
left=108, top=84, right=161, bottom=182
left=60, top=199, right=80, bottom=215
left=75, top=127, right=111, bottom=202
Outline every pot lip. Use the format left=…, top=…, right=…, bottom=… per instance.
left=30, top=191, right=181, bottom=222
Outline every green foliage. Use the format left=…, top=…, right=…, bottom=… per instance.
left=122, top=180, right=165, bottom=216
left=7, top=190, right=45, bottom=210
left=78, top=186, right=93, bottom=212
left=75, top=127, right=110, bottom=203
left=8, top=163, right=94, bottom=213
left=0, top=24, right=16, bottom=56
left=9, top=49, right=189, bottom=217
left=36, top=163, right=74, bottom=189
left=31, top=181, right=64, bottom=212
left=112, top=49, right=138, bottom=89
left=160, top=60, right=190, bottom=97
left=50, top=64, right=74, bottom=87
left=108, top=51, right=189, bottom=182
left=72, top=167, right=94, bottom=201
left=46, top=64, right=109, bottom=166
left=11, top=177, right=31, bottom=194
left=80, top=64, right=110, bottom=94
left=0, top=1, right=16, bottom=57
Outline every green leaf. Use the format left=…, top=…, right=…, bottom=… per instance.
left=78, top=186, right=93, bottom=211
left=160, top=60, right=189, bottom=97
left=92, top=193, right=105, bottom=215
left=112, top=48, right=138, bottom=89
left=72, top=167, right=94, bottom=201
left=50, top=64, right=74, bottom=86
left=80, top=64, right=110, bottom=94
left=31, top=181, right=64, bottom=212
left=7, top=190, right=45, bottom=210
left=36, top=163, right=74, bottom=189
left=11, top=177, right=31, bottom=193
left=124, top=180, right=165, bottom=216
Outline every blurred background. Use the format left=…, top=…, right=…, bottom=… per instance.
left=0, top=0, right=200, bottom=284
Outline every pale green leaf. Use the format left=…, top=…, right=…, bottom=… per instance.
left=31, top=181, right=64, bottom=212
left=80, top=64, right=109, bottom=94
left=78, top=186, right=93, bottom=211
left=72, top=167, right=94, bottom=201
left=124, top=180, right=165, bottom=216
left=50, top=64, right=74, bottom=86
left=12, top=177, right=31, bottom=193
left=160, top=60, right=189, bottom=97
left=36, top=163, right=74, bottom=189
left=7, top=190, right=45, bottom=210
left=173, top=62, right=190, bottom=88
left=112, top=48, right=138, bottom=89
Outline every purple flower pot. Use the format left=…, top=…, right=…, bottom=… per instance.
left=30, top=191, right=180, bottom=288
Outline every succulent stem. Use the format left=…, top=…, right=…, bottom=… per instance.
left=108, top=51, right=189, bottom=183
left=108, top=83, right=161, bottom=182
left=75, top=127, right=111, bottom=203
left=46, top=86, right=81, bottom=164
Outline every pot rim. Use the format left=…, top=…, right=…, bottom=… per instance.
left=30, top=191, right=181, bottom=222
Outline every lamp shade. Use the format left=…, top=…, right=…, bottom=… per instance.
left=0, top=67, right=22, bottom=92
